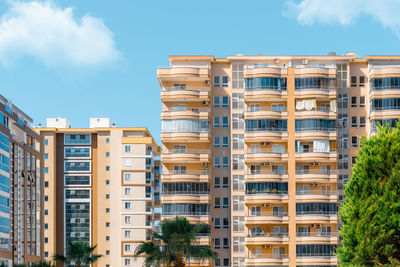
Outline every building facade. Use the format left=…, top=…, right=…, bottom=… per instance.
left=0, top=94, right=43, bottom=265
left=36, top=118, right=161, bottom=267
left=158, top=53, right=398, bottom=267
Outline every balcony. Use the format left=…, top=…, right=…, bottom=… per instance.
left=295, top=107, right=337, bottom=119
left=244, top=89, right=288, bottom=101
left=295, top=150, right=337, bottom=161
left=369, top=107, right=400, bottom=119
left=194, top=233, right=211, bottom=246
left=162, top=191, right=210, bottom=203
left=161, top=86, right=210, bottom=102
left=296, top=231, right=339, bottom=243
left=245, top=170, right=288, bottom=182
left=157, top=66, right=210, bottom=81
left=296, top=190, right=338, bottom=201
left=294, top=75, right=337, bottom=99
left=246, top=191, right=289, bottom=203
left=162, top=211, right=210, bottom=223
left=246, top=254, right=289, bottom=265
left=296, top=169, right=337, bottom=182
left=296, top=212, right=338, bottom=223
left=161, top=170, right=210, bottom=182
left=246, top=211, right=289, bottom=223
left=161, top=131, right=210, bottom=143
left=245, top=149, right=288, bottom=162
left=295, top=128, right=337, bottom=139
left=246, top=232, right=289, bottom=244
left=161, top=108, right=210, bottom=119
left=161, top=149, right=210, bottom=163
left=245, top=129, right=288, bottom=141
left=244, top=66, right=288, bottom=77
left=244, top=107, right=288, bottom=119
left=296, top=254, right=338, bottom=265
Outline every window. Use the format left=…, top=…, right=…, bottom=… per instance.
left=233, top=175, right=245, bottom=191
left=214, top=76, right=220, bottom=87
left=44, top=223, right=48, bottom=230
left=233, top=155, right=244, bottom=170
left=174, top=84, right=186, bottom=90
left=233, top=216, right=245, bottom=232
left=124, top=173, right=131, bottom=181
left=222, top=177, right=229, bottom=188
left=106, top=166, right=110, bottom=171
left=44, top=153, right=48, bottom=160
left=106, top=251, right=110, bottom=256
left=351, top=96, right=357, bottom=107
left=359, top=96, right=365, bottom=107
left=214, top=218, right=221, bottom=229
left=337, top=93, right=348, bottom=109
left=223, top=218, right=229, bottom=229
left=124, top=259, right=131, bottom=266
left=222, top=157, right=229, bottom=168
left=232, top=114, right=244, bottom=129
left=44, top=209, right=48, bottom=215
left=233, top=257, right=245, bottom=267
left=214, top=136, right=220, bottom=148
left=351, top=116, right=357, bottom=127
left=360, top=116, right=366, bottom=127
left=44, top=252, right=48, bottom=258
left=351, top=76, right=357, bottom=87
left=44, top=181, right=49, bottom=188
left=232, top=134, right=244, bottom=150
left=214, top=116, right=220, bottom=128
left=106, top=152, right=110, bottom=157
left=125, top=202, right=131, bottom=209
left=106, top=208, right=110, bottom=213
left=44, top=237, right=48, bottom=244
left=106, top=194, right=110, bottom=199
left=124, top=216, right=131, bottom=223
left=352, top=136, right=358, bottom=147
left=233, top=196, right=244, bottom=211
left=106, top=222, right=110, bottom=227
left=106, top=179, right=110, bottom=185
left=223, top=238, right=229, bottom=249
left=214, top=96, right=220, bottom=107
left=125, top=230, right=131, bottom=237
left=125, top=188, right=131, bottom=195
left=232, top=93, right=244, bottom=109
left=215, top=259, right=221, bottom=267
left=338, top=114, right=349, bottom=129
left=174, top=165, right=186, bottom=174
left=214, top=238, right=221, bottom=249
left=222, top=76, right=228, bottom=87
left=125, top=145, right=130, bottom=153
left=222, top=96, right=229, bottom=107
left=223, top=197, right=229, bottom=208
left=222, top=117, right=229, bottom=128
left=124, top=244, right=131, bottom=252
left=223, top=258, right=229, bottom=267
left=338, top=154, right=349, bottom=169
left=44, top=196, right=48, bottom=201
left=214, top=177, right=221, bottom=188
left=359, top=76, right=366, bottom=86
left=214, top=197, right=221, bottom=208
left=174, top=145, right=186, bottom=153
left=214, top=157, right=221, bottom=168
left=44, top=167, right=48, bottom=174
left=222, top=136, right=229, bottom=147
left=106, top=138, right=110, bottom=143
left=44, top=139, right=49, bottom=146
left=352, top=156, right=356, bottom=164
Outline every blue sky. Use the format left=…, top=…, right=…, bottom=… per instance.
left=1, top=0, right=400, bottom=143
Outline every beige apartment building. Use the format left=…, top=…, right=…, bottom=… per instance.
left=0, top=94, right=43, bottom=265
left=158, top=53, right=400, bottom=267
left=35, top=118, right=161, bottom=267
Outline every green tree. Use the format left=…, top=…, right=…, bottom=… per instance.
left=337, top=123, right=400, bottom=266
left=30, top=260, right=55, bottom=267
left=134, top=217, right=217, bottom=267
left=54, top=241, right=101, bottom=267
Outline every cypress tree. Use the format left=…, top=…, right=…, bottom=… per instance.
left=337, top=123, right=400, bottom=266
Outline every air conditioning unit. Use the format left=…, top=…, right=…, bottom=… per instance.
left=263, top=245, right=271, bottom=249
left=202, top=162, right=208, bottom=167
left=261, top=141, right=270, bottom=146
left=302, top=59, right=308, bottom=65
left=202, top=101, right=208, bottom=105
left=310, top=162, right=320, bottom=167
left=205, top=80, right=210, bottom=85
left=261, top=162, right=271, bottom=166
left=273, top=59, right=280, bottom=63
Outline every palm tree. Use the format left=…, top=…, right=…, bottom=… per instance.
left=29, top=261, right=55, bottom=267
left=54, top=241, right=101, bottom=267
left=135, top=217, right=217, bottom=267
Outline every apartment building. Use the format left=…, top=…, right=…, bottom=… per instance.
left=35, top=118, right=161, bottom=267
left=158, top=53, right=400, bottom=267
left=0, top=94, right=43, bottom=265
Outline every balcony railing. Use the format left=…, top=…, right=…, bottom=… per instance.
left=246, top=107, right=287, bottom=112
left=162, top=108, right=210, bottom=113
left=162, top=170, right=210, bottom=176
left=248, top=254, right=288, bottom=259
left=247, top=170, right=288, bottom=175
left=246, top=128, right=287, bottom=133
left=246, top=190, right=288, bottom=195
left=247, top=148, right=287, bottom=154
left=296, top=211, right=338, bottom=216
left=163, top=149, right=210, bottom=155
left=248, top=211, right=288, bottom=217
left=296, top=232, right=338, bottom=237
left=248, top=232, right=288, bottom=238
left=296, top=107, right=335, bottom=113
left=296, top=253, right=336, bottom=257
left=162, top=191, right=210, bottom=195
left=296, top=169, right=337, bottom=175
left=296, top=190, right=338, bottom=196
left=295, top=127, right=336, bottom=132
left=161, top=86, right=210, bottom=92
left=162, top=211, right=210, bottom=216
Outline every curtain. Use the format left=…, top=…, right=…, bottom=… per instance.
left=313, top=140, right=330, bottom=152
left=330, top=100, right=337, bottom=112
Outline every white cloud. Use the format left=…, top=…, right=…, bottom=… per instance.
left=0, top=1, right=120, bottom=68
left=285, top=0, right=400, bottom=37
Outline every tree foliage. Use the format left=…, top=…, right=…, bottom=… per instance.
left=54, top=241, right=101, bottom=267
left=134, top=217, right=217, bottom=267
left=337, top=123, right=400, bottom=266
